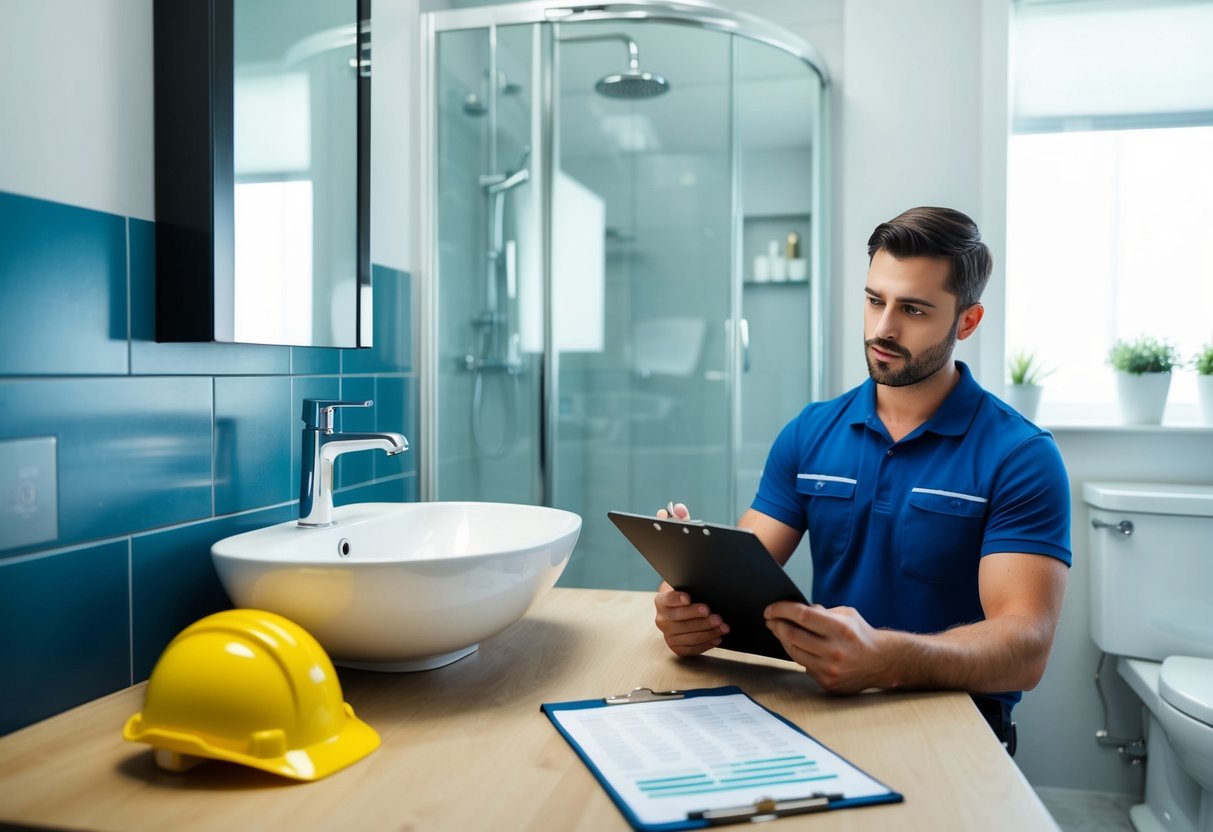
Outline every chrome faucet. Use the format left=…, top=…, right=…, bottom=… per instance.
left=298, top=399, right=409, bottom=528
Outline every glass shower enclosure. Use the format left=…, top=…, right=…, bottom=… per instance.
left=419, top=3, right=829, bottom=591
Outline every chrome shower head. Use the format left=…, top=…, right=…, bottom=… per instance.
left=595, top=70, right=669, bottom=99
left=560, top=33, right=670, bottom=99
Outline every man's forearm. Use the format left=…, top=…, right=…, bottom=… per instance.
left=876, top=615, right=1054, bottom=694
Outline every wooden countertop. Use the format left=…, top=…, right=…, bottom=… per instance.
left=0, top=589, right=1056, bottom=831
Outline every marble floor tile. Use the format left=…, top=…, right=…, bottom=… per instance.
left=1035, top=787, right=1138, bottom=832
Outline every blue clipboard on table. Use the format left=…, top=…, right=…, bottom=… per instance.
left=542, top=686, right=902, bottom=830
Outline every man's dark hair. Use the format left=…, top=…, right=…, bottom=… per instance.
left=867, top=207, right=993, bottom=311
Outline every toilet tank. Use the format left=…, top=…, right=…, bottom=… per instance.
left=1085, top=482, right=1213, bottom=662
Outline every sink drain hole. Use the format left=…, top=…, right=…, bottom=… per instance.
left=338, top=538, right=351, bottom=558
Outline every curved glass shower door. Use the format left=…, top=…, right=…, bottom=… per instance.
left=433, top=23, right=545, bottom=506
left=426, top=7, right=827, bottom=593
left=551, top=20, right=735, bottom=589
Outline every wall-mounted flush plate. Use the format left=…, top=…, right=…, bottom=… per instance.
left=0, top=436, right=59, bottom=551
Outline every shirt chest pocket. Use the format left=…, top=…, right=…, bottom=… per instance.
left=796, top=475, right=856, bottom=563
left=900, top=488, right=987, bottom=584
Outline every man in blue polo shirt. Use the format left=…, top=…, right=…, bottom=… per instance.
left=654, top=206, right=1071, bottom=753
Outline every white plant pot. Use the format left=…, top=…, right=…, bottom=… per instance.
left=1199, top=374, right=1213, bottom=425
left=1004, top=384, right=1043, bottom=422
left=1115, top=372, right=1171, bottom=425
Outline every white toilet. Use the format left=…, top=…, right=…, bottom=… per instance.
left=1086, top=482, right=1213, bottom=832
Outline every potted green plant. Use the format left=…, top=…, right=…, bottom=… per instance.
left=1005, top=350, right=1053, bottom=422
left=1107, top=336, right=1180, bottom=425
left=1195, top=342, right=1213, bottom=425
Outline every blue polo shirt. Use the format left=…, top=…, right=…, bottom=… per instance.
left=753, top=362, right=1071, bottom=706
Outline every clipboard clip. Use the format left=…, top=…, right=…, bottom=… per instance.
left=603, top=687, right=685, bottom=705
left=688, top=792, right=845, bottom=824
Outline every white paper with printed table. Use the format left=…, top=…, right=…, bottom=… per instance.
left=542, top=686, right=902, bottom=830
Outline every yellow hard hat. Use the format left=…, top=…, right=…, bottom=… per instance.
left=123, top=609, right=379, bottom=781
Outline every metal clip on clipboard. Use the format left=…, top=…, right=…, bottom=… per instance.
left=604, top=687, right=685, bottom=705
left=689, top=792, right=846, bottom=825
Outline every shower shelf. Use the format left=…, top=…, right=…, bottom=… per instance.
left=743, top=211, right=810, bottom=285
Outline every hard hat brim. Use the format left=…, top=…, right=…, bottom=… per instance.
left=124, top=702, right=380, bottom=782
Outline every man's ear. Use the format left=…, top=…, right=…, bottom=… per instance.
left=957, top=303, right=984, bottom=341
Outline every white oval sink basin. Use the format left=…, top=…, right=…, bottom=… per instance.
left=211, top=502, right=581, bottom=671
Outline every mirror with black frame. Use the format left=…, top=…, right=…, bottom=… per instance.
left=153, top=0, right=370, bottom=347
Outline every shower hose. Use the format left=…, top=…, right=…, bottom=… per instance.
left=471, top=366, right=519, bottom=461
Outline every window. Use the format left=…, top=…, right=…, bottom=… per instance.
left=1006, top=0, right=1213, bottom=422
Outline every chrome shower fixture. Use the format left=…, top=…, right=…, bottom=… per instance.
left=559, top=33, right=669, bottom=99
left=463, top=69, right=524, bottom=116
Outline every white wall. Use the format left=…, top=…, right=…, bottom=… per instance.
left=0, top=0, right=155, bottom=219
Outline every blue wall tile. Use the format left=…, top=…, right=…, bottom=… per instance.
left=335, top=475, right=418, bottom=506
left=291, top=346, right=341, bottom=376
left=128, top=218, right=292, bottom=376
left=0, top=542, right=130, bottom=735
left=214, top=376, right=293, bottom=515
left=131, top=505, right=293, bottom=681
left=0, top=193, right=129, bottom=376
left=0, top=377, right=214, bottom=552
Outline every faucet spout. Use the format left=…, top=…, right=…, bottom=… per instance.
left=298, top=400, right=410, bottom=528
left=321, top=432, right=409, bottom=461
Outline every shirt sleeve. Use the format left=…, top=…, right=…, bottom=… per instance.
left=981, top=433, right=1072, bottom=565
left=750, top=415, right=808, bottom=531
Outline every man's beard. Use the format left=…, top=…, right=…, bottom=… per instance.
left=865, top=319, right=958, bottom=387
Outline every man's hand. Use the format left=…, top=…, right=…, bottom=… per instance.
left=657, top=502, right=690, bottom=521
left=764, top=602, right=891, bottom=693
left=765, top=552, right=1068, bottom=695
left=655, top=582, right=730, bottom=656
left=651, top=502, right=730, bottom=656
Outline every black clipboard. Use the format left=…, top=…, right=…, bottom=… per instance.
left=607, top=511, right=808, bottom=660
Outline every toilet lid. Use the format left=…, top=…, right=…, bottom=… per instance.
left=1160, top=656, right=1213, bottom=726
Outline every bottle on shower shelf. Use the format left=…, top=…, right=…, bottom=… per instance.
left=768, top=239, right=787, bottom=281
left=786, top=231, right=807, bottom=281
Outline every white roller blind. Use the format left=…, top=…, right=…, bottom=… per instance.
left=1013, top=0, right=1213, bottom=131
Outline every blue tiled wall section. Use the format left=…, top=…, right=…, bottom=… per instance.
left=214, top=376, right=294, bottom=515
left=0, top=377, right=215, bottom=550
left=0, top=192, right=129, bottom=376
left=0, top=541, right=131, bottom=735
left=131, top=505, right=295, bottom=681
left=0, top=191, right=419, bottom=735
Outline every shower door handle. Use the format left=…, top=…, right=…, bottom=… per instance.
left=505, top=240, right=517, bottom=300
left=739, top=318, right=750, bottom=373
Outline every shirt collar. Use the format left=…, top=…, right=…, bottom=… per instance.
left=845, top=361, right=982, bottom=437
left=926, top=361, right=982, bottom=435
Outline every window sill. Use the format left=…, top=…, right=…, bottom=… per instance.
left=1034, top=403, right=1213, bottom=433
left=1040, top=420, right=1213, bottom=433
